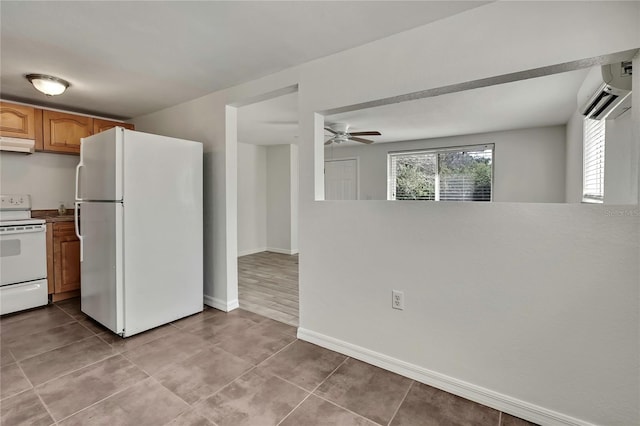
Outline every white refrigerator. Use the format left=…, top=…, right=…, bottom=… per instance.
left=74, top=127, right=203, bottom=337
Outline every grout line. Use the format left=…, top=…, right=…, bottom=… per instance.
left=53, top=303, right=82, bottom=323
left=166, top=336, right=299, bottom=415
left=14, top=333, right=98, bottom=365
left=30, top=352, right=119, bottom=389
left=498, top=411, right=503, bottom=426
left=387, top=380, right=414, bottom=426
left=13, top=360, right=57, bottom=424
left=311, top=393, right=387, bottom=426
left=76, top=320, right=100, bottom=335
left=52, top=367, right=153, bottom=424
left=148, top=374, right=192, bottom=409
left=271, top=355, right=386, bottom=426
left=253, top=338, right=298, bottom=368
left=312, top=356, right=349, bottom=393
left=275, top=393, right=313, bottom=426
left=12, top=358, right=35, bottom=389
left=189, top=366, right=258, bottom=425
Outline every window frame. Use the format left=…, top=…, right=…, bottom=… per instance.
left=387, top=143, right=495, bottom=202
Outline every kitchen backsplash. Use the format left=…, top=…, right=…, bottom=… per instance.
left=0, top=151, right=77, bottom=209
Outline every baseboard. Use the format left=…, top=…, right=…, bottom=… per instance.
left=297, top=328, right=597, bottom=426
left=203, top=295, right=239, bottom=312
left=238, top=247, right=268, bottom=257
left=266, top=247, right=298, bottom=255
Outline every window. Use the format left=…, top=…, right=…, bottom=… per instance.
left=582, top=118, right=605, bottom=203
left=388, top=145, right=493, bottom=201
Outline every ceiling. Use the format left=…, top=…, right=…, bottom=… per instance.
left=237, top=68, right=590, bottom=147
left=0, top=1, right=488, bottom=120
left=238, top=92, right=299, bottom=146
left=325, top=68, right=591, bottom=146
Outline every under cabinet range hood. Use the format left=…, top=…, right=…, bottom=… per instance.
left=0, top=136, right=35, bottom=154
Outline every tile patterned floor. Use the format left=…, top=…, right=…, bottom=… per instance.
left=0, top=299, right=538, bottom=426
left=238, top=251, right=299, bottom=327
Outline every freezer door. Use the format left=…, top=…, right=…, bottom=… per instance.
left=76, top=127, right=123, bottom=201
left=80, top=202, right=123, bottom=334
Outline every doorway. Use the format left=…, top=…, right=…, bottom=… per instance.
left=236, top=90, right=299, bottom=326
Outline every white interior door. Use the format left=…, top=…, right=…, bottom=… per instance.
left=325, top=159, right=358, bottom=200
left=80, top=202, right=123, bottom=334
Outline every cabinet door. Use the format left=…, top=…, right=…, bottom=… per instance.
left=0, top=102, right=36, bottom=139
left=53, top=223, right=81, bottom=293
left=93, top=118, right=134, bottom=135
left=43, top=111, right=92, bottom=154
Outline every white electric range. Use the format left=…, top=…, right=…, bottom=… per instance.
left=0, top=194, right=48, bottom=315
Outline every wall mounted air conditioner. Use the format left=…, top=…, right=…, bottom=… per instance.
left=581, top=62, right=632, bottom=120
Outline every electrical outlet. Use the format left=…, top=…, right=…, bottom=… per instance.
left=392, top=290, right=404, bottom=310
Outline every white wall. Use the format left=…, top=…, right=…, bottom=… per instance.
left=133, top=2, right=640, bottom=425
left=605, top=109, right=638, bottom=204
left=237, top=142, right=267, bottom=255
left=290, top=144, right=299, bottom=253
left=326, top=126, right=566, bottom=202
left=266, top=144, right=298, bottom=254
left=237, top=143, right=299, bottom=256
left=0, top=152, right=77, bottom=209
left=565, top=111, right=584, bottom=203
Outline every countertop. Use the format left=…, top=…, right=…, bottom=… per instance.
left=32, top=210, right=75, bottom=223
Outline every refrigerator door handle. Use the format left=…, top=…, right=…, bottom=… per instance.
left=75, top=162, right=84, bottom=201
left=74, top=201, right=83, bottom=262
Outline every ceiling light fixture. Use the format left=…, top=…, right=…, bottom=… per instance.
left=26, top=74, right=70, bottom=96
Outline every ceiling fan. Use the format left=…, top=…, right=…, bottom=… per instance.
left=324, top=124, right=381, bottom=145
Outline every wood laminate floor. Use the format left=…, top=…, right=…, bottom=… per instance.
left=238, top=251, right=299, bottom=327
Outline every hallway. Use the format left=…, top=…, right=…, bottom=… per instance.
left=238, top=251, right=299, bottom=326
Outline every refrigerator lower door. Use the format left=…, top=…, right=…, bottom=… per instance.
left=80, top=202, right=124, bottom=334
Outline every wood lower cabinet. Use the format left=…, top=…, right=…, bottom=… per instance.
left=93, top=118, right=134, bottom=134
left=43, top=110, right=93, bottom=154
left=47, top=222, right=81, bottom=301
left=0, top=102, right=36, bottom=139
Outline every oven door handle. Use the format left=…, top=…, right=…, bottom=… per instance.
left=74, top=201, right=83, bottom=262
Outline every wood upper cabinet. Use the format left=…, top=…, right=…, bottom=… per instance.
left=43, top=110, right=93, bottom=154
left=93, top=118, right=134, bottom=134
left=1, top=101, right=133, bottom=155
left=0, top=102, right=36, bottom=139
left=52, top=222, right=81, bottom=295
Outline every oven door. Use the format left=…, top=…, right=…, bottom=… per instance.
left=0, top=224, right=47, bottom=286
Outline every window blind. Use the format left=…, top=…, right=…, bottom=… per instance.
left=583, top=118, right=605, bottom=203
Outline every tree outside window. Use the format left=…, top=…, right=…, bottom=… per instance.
left=389, top=145, right=493, bottom=202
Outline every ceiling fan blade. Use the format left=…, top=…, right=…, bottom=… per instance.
left=349, top=136, right=374, bottom=144
left=349, top=131, right=381, bottom=136
left=324, top=127, right=338, bottom=135
left=324, top=140, right=334, bottom=145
